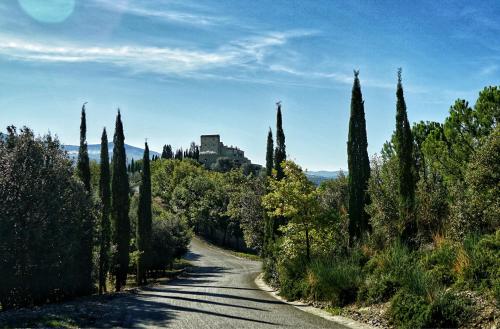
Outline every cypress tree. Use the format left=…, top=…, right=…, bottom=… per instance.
left=395, top=69, right=416, bottom=247
left=347, top=71, right=371, bottom=243
left=77, top=103, right=91, bottom=192
left=161, top=145, right=168, bottom=159
left=266, top=128, right=274, bottom=176
left=98, top=128, right=111, bottom=294
left=166, top=145, right=173, bottom=159
left=111, top=110, right=130, bottom=291
left=136, top=142, right=152, bottom=285
left=274, top=103, right=286, bottom=180
left=76, top=103, right=93, bottom=294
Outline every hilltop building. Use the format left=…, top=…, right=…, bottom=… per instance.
left=199, top=134, right=251, bottom=167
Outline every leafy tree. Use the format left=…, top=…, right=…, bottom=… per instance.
left=347, top=70, right=371, bottom=243
left=0, top=127, right=94, bottom=309
left=274, top=103, right=286, bottom=180
left=266, top=128, right=274, bottom=176
left=98, top=128, right=111, bottom=294
left=263, top=161, right=321, bottom=261
left=111, top=110, right=130, bottom=291
left=395, top=69, right=416, bottom=247
left=211, top=157, right=236, bottom=173
left=136, top=142, right=152, bottom=285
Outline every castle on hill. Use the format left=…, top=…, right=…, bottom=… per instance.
left=198, top=134, right=251, bottom=167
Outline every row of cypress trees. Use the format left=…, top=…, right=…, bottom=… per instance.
left=347, top=69, right=416, bottom=247
left=76, top=107, right=153, bottom=293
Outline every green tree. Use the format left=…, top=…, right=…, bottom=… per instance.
left=111, top=110, right=130, bottom=291
left=347, top=70, right=371, bottom=243
left=77, top=103, right=91, bottom=193
left=395, top=69, right=416, bottom=247
left=137, top=142, right=152, bottom=285
left=0, top=127, right=94, bottom=308
left=263, top=161, right=320, bottom=261
left=98, top=128, right=111, bottom=294
left=274, top=103, right=286, bottom=180
left=266, top=128, right=274, bottom=176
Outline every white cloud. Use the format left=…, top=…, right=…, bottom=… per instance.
left=91, top=0, right=227, bottom=26
left=0, top=31, right=315, bottom=78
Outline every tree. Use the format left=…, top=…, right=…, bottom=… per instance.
left=98, top=128, right=111, bottom=294
left=347, top=71, right=371, bottom=243
left=137, top=142, right=152, bottom=285
left=75, top=104, right=94, bottom=294
left=274, top=103, right=286, bottom=180
left=0, top=127, right=94, bottom=309
left=263, top=161, right=320, bottom=262
left=111, top=110, right=130, bottom=291
left=161, top=145, right=169, bottom=159
left=175, top=148, right=183, bottom=160
left=77, top=104, right=91, bottom=193
left=395, top=69, right=416, bottom=247
left=266, top=128, right=274, bottom=177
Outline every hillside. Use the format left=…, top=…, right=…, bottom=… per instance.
left=63, top=143, right=160, bottom=163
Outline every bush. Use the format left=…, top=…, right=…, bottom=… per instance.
left=306, top=258, right=361, bottom=306
left=388, top=289, right=429, bottom=329
left=460, top=231, right=500, bottom=301
left=276, top=256, right=308, bottom=300
left=358, top=243, right=430, bottom=304
left=421, top=239, right=458, bottom=285
left=388, top=289, right=470, bottom=329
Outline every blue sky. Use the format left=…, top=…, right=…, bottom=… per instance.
left=0, top=0, right=498, bottom=170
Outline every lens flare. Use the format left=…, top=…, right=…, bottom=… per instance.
left=19, top=0, right=75, bottom=23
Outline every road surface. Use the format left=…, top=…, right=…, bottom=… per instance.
left=93, top=237, right=348, bottom=328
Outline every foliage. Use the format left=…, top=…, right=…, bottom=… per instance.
left=266, top=128, right=274, bottom=177
left=274, top=103, right=286, bottom=180
left=98, top=128, right=111, bottom=294
left=0, top=127, right=95, bottom=309
left=347, top=70, right=371, bottom=243
left=136, top=142, right=152, bottom=285
left=111, top=111, right=130, bottom=291
left=394, top=69, right=416, bottom=247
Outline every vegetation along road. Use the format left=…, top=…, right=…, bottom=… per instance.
left=92, top=237, right=347, bottom=328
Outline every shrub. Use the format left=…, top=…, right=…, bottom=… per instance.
left=421, top=239, right=458, bottom=285
left=306, top=258, right=362, bottom=306
left=388, top=289, right=470, bottom=329
left=358, top=243, right=430, bottom=304
left=388, top=289, right=429, bottom=329
left=276, top=256, right=308, bottom=300
left=460, top=231, right=500, bottom=301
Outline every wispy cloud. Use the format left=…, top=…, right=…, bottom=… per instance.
left=0, top=31, right=315, bottom=78
left=91, top=0, right=227, bottom=26
left=480, top=64, right=499, bottom=75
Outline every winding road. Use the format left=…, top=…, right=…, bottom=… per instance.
left=94, top=237, right=348, bottom=328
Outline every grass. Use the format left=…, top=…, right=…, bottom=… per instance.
left=229, top=250, right=261, bottom=261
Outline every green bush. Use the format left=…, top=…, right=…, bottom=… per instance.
left=277, top=256, right=308, bottom=300
left=460, top=231, right=500, bottom=301
left=421, top=240, right=458, bottom=285
left=306, top=258, right=361, bottom=306
left=388, top=289, right=429, bottom=329
left=358, top=243, right=430, bottom=304
left=388, top=289, right=470, bottom=329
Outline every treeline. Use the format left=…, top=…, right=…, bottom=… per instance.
left=261, top=73, right=499, bottom=329
left=0, top=108, right=190, bottom=310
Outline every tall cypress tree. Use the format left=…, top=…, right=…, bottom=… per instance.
left=76, top=103, right=93, bottom=294
left=274, top=103, right=286, bottom=180
left=347, top=71, right=371, bottom=243
left=266, top=128, right=274, bottom=177
left=77, top=103, right=91, bottom=192
left=136, top=142, right=152, bottom=285
left=161, top=144, right=168, bottom=159
left=99, top=128, right=111, bottom=294
left=111, top=110, right=130, bottom=291
left=395, top=69, right=416, bottom=247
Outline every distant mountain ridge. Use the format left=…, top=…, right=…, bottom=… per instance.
left=63, top=143, right=160, bottom=163
left=305, top=170, right=345, bottom=185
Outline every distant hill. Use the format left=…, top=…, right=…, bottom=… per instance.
left=305, top=170, right=345, bottom=185
left=63, top=143, right=160, bottom=163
